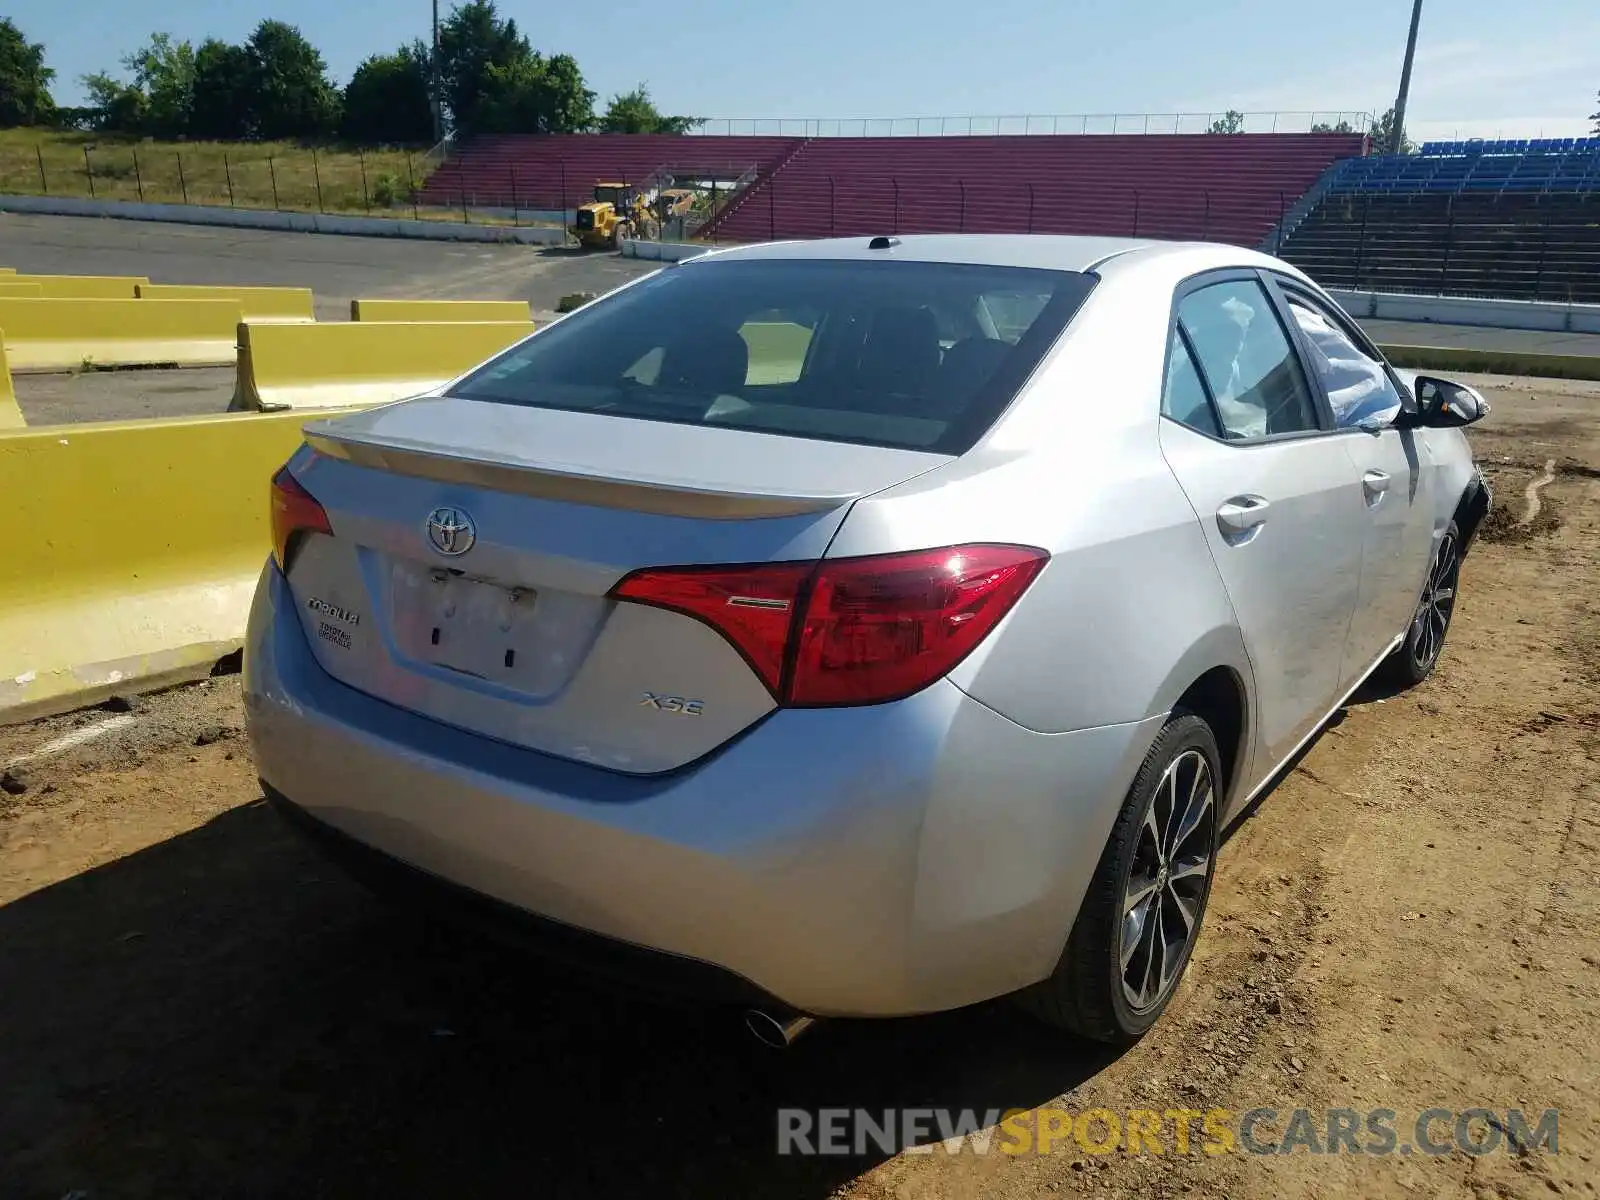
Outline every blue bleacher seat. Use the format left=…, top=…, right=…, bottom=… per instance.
left=1325, top=136, right=1600, bottom=199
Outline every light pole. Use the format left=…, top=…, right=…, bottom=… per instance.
left=1389, top=0, right=1424, bottom=154
left=431, top=0, right=443, bottom=144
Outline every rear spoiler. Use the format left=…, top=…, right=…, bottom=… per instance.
left=303, top=425, right=862, bottom=521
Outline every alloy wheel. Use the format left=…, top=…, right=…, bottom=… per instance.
left=1411, top=529, right=1460, bottom=673
left=1119, top=749, right=1215, bottom=1012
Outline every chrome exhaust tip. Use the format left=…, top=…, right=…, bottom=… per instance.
left=744, top=1008, right=815, bottom=1049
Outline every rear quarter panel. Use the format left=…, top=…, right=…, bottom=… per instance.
left=830, top=248, right=1256, bottom=742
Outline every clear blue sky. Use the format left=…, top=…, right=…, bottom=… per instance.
left=13, top=0, right=1597, bottom=140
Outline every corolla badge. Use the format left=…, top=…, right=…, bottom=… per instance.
left=426, top=506, right=477, bottom=556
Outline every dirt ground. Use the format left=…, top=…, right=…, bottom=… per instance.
left=2, top=374, right=1597, bottom=1199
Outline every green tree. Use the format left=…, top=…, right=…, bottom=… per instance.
left=1310, top=119, right=1356, bottom=134
left=1371, top=106, right=1414, bottom=154
left=598, top=84, right=700, bottom=134
left=1207, top=109, right=1245, bottom=134
left=0, top=17, right=55, bottom=126
left=525, top=52, right=593, bottom=133
left=437, top=0, right=528, bottom=137
left=81, top=70, right=145, bottom=133
left=245, top=20, right=340, bottom=140
left=476, top=52, right=594, bottom=134
left=437, top=3, right=594, bottom=137
left=190, top=38, right=253, bottom=140
left=122, top=32, right=196, bottom=138
left=341, top=44, right=433, bottom=143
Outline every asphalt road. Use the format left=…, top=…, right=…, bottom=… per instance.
left=3, top=212, right=659, bottom=425
left=14, top=367, right=237, bottom=425
left=1363, top=317, right=1600, bottom=357
left=5, top=212, right=1598, bottom=426
left=0, top=212, right=655, bottom=321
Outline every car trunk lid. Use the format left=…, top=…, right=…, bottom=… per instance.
left=280, top=396, right=948, bottom=773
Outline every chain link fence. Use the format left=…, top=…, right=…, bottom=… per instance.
left=0, top=137, right=566, bottom=230
left=687, top=112, right=1377, bottom=137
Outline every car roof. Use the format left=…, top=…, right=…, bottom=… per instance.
left=683, top=233, right=1296, bottom=278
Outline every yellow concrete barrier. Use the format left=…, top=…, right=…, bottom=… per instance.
left=0, top=409, right=357, bottom=722
left=0, top=281, right=44, bottom=297
left=10, top=273, right=149, bottom=299
left=233, top=319, right=534, bottom=411
left=0, top=297, right=242, bottom=370
left=352, top=298, right=533, bottom=323
left=0, top=334, right=22, bottom=430
left=138, top=283, right=315, bottom=323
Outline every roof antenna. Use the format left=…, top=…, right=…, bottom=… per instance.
left=867, top=235, right=901, bottom=250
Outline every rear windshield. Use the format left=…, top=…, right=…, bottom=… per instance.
left=450, top=257, right=1097, bottom=453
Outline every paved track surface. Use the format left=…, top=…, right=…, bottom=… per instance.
left=6, top=212, right=1599, bottom=426
left=0, top=213, right=654, bottom=321
left=2, top=212, right=658, bottom=425
left=15, top=368, right=236, bottom=425
left=1363, top=318, right=1600, bottom=356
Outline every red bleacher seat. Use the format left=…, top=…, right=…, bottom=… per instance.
left=419, top=134, right=801, bottom=211
left=422, top=132, right=1365, bottom=247
left=706, top=133, right=1365, bottom=247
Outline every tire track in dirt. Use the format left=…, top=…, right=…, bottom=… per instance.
left=1520, top=458, right=1557, bottom=526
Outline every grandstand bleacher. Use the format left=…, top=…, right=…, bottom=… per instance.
left=1279, top=140, right=1600, bottom=302
left=420, top=132, right=1364, bottom=248
left=1331, top=139, right=1600, bottom=193
left=703, top=133, right=1361, bottom=246
left=421, top=130, right=1600, bottom=304
left=418, top=134, right=800, bottom=212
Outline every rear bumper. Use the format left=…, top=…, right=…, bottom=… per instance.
left=244, top=562, right=1160, bottom=1017
left=265, top=782, right=783, bottom=1008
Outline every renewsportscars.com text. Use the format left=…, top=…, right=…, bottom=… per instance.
left=777, top=1106, right=1560, bottom=1158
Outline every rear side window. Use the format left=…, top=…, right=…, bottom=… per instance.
left=1161, top=329, right=1222, bottom=439
left=1177, top=280, right=1320, bottom=440
left=979, top=288, right=1054, bottom=342
left=1285, top=295, right=1404, bottom=429
left=451, top=259, right=1097, bottom=453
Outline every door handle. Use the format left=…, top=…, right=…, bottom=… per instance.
left=1216, top=495, right=1270, bottom=535
left=1362, top=469, right=1392, bottom=504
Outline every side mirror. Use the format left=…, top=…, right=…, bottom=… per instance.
left=1412, top=375, right=1490, bottom=427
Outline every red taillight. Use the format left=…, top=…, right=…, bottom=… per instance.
left=613, top=561, right=811, bottom=694
left=789, top=545, right=1047, bottom=705
left=611, top=544, right=1047, bottom=707
left=270, top=465, right=332, bottom=569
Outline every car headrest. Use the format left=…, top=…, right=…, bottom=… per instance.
left=857, top=306, right=942, bottom=395
left=658, top=327, right=750, bottom=395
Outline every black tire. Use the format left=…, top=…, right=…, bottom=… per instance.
left=1376, top=519, right=1461, bottom=691
left=1017, top=711, right=1222, bottom=1042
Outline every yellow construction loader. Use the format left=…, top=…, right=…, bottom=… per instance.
left=571, top=182, right=657, bottom=249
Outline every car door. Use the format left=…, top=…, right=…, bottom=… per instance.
left=1272, top=280, right=1438, bottom=689
left=1156, top=272, right=1365, bottom=781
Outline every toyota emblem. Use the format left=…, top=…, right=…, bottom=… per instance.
left=425, top=506, right=477, bottom=556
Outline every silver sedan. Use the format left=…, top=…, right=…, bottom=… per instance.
left=245, top=234, right=1489, bottom=1045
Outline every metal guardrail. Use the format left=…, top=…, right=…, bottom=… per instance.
left=421, top=138, right=454, bottom=175
left=686, top=112, right=1377, bottom=137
